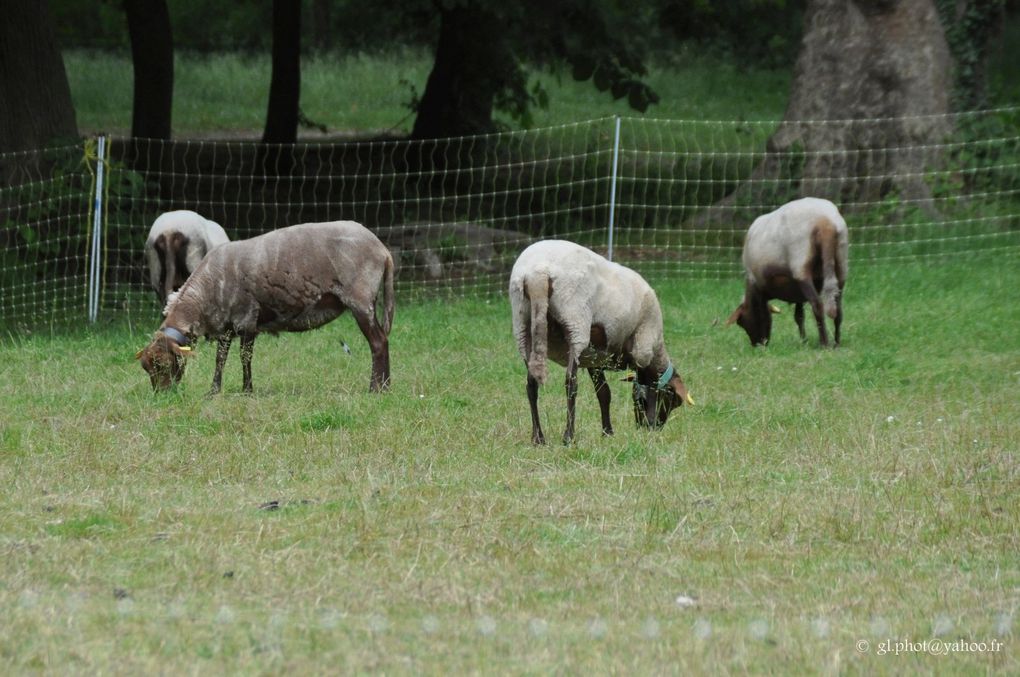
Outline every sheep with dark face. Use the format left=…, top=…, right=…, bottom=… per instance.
left=726, top=198, right=849, bottom=347
left=145, top=210, right=229, bottom=304
left=136, top=221, right=394, bottom=394
left=510, top=240, right=693, bottom=445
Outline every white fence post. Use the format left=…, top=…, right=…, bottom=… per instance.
left=606, top=116, right=622, bottom=262
left=88, top=135, right=106, bottom=323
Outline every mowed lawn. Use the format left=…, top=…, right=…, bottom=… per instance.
left=1, top=258, right=1017, bottom=673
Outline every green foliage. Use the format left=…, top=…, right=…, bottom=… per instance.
left=50, top=0, right=436, bottom=52
left=657, top=0, right=806, bottom=69
left=936, top=0, right=1008, bottom=109
left=0, top=146, right=92, bottom=300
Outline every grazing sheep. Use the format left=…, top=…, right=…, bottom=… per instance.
left=510, top=240, right=693, bottom=445
left=136, top=221, right=394, bottom=394
left=726, top=197, right=849, bottom=347
left=145, top=210, right=230, bottom=304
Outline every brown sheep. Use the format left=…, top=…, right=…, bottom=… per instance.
left=137, top=221, right=394, bottom=394
left=726, top=197, right=849, bottom=347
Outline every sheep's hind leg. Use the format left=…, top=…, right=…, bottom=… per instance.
left=209, top=332, right=234, bottom=395
left=527, top=373, right=545, bottom=445
left=239, top=333, right=256, bottom=393
left=589, top=369, right=613, bottom=436
left=562, top=354, right=580, bottom=445
left=797, top=280, right=830, bottom=347
left=353, top=310, right=390, bottom=392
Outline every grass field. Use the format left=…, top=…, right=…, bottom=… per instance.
left=64, top=48, right=792, bottom=138
left=1, top=258, right=1017, bottom=673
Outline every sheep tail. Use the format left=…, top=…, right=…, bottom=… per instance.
left=381, top=253, right=395, bottom=335
left=817, top=220, right=840, bottom=320
left=526, top=273, right=550, bottom=385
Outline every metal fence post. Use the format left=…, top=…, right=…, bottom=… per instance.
left=606, top=116, right=621, bottom=262
left=88, top=135, right=106, bottom=323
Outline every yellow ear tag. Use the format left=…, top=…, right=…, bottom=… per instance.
left=134, top=349, right=143, bottom=360
left=685, top=393, right=695, bottom=406
left=178, top=346, right=193, bottom=353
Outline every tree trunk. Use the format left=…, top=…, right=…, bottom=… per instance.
left=262, top=0, right=301, bottom=144
left=411, top=5, right=510, bottom=140
left=0, top=0, right=78, bottom=152
left=695, top=0, right=953, bottom=225
left=125, top=0, right=174, bottom=140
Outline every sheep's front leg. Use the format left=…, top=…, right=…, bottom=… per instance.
left=797, top=280, right=830, bottom=347
left=527, top=373, right=545, bottom=445
left=562, top=355, right=579, bottom=445
left=642, top=374, right=659, bottom=428
left=239, top=333, right=256, bottom=393
left=589, top=369, right=613, bottom=436
left=833, top=294, right=843, bottom=346
left=209, top=332, right=234, bottom=395
left=794, top=303, right=806, bottom=342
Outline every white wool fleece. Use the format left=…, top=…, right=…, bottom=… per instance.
left=510, top=240, right=667, bottom=381
left=144, top=210, right=229, bottom=293
left=742, top=197, right=849, bottom=316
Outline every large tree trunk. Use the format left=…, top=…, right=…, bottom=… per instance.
left=0, top=0, right=78, bottom=152
left=411, top=5, right=511, bottom=140
left=262, top=0, right=301, bottom=144
left=696, top=0, right=953, bottom=225
left=125, top=0, right=174, bottom=140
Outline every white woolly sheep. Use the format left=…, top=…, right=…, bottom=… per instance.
left=136, top=221, right=394, bottom=394
left=509, top=240, right=693, bottom=445
left=145, top=210, right=230, bottom=304
left=726, top=197, right=849, bottom=347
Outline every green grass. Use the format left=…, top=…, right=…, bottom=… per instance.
left=64, top=48, right=790, bottom=137
left=1, top=259, right=1017, bottom=672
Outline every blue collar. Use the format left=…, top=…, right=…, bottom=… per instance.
left=161, top=326, right=190, bottom=346
left=656, top=363, right=675, bottom=390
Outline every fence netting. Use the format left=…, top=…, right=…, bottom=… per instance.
left=1, top=109, right=1018, bottom=334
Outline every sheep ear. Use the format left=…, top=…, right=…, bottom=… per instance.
left=669, top=377, right=695, bottom=406
left=724, top=304, right=744, bottom=327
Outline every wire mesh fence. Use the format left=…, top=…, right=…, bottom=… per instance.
left=1, top=109, right=1018, bottom=335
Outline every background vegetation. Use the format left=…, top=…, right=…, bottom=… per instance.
left=64, top=48, right=795, bottom=137
left=50, top=0, right=1020, bottom=138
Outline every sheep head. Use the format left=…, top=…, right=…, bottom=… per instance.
left=136, top=332, right=192, bottom=391
left=628, top=367, right=693, bottom=429
left=725, top=298, right=780, bottom=347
